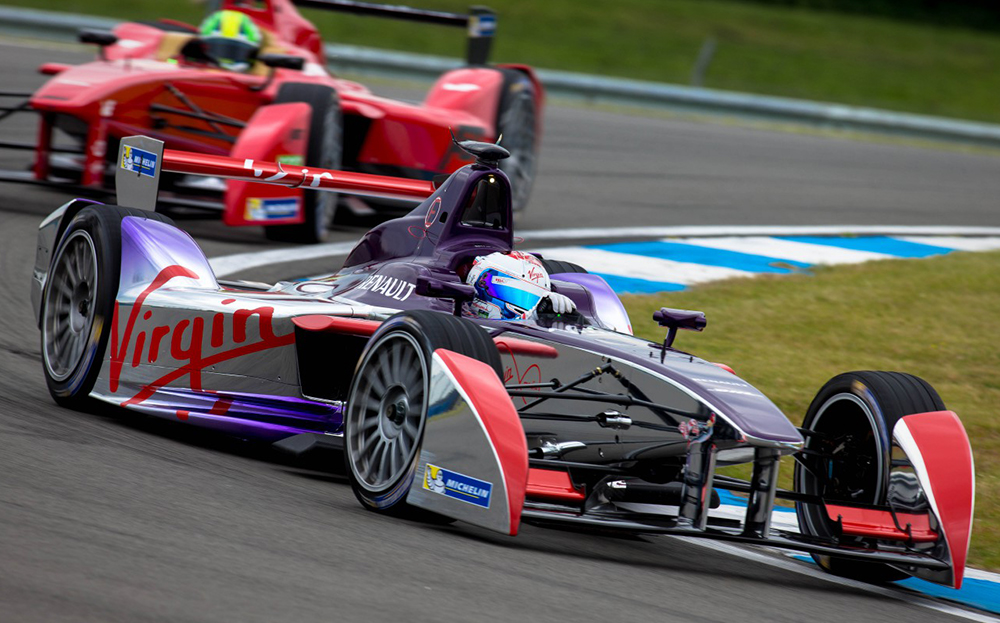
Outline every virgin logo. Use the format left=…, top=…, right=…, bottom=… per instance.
left=109, top=265, right=294, bottom=412
left=527, top=266, right=545, bottom=283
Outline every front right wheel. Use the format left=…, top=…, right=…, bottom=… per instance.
left=794, top=370, right=945, bottom=583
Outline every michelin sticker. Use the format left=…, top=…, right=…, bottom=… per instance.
left=121, top=145, right=158, bottom=178
left=245, top=197, right=301, bottom=221
left=423, top=463, right=492, bottom=508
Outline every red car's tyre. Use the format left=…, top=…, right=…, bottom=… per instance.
left=265, top=83, right=342, bottom=244
left=495, top=69, right=538, bottom=213
left=794, top=370, right=946, bottom=583
left=343, top=310, right=500, bottom=517
left=40, top=206, right=173, bottom=408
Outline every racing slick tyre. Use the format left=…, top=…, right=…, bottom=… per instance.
left=265, top=83, right=342, bottom=244
left=495, top=69, right=538, bottom=213
left=540, top=259, right=588, bottom=275
left=40, top=206, right=174, bottom=408
left=344, top=310, right=502, bottom=518
left=794, top=370, right=946, bottom=584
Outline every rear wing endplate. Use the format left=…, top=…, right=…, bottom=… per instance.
left=294, top=0, right=496, bottom=65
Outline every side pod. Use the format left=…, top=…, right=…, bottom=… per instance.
left=407, top=349, right=529, bottom=535
left=893, top=411, right=975, bottom=588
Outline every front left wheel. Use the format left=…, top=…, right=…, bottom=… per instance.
left=343, top=310, right=501, bottom=516
left=41, top=206, right=173, bottom=407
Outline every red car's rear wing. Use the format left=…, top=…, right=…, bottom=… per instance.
left=293, top=0, right=496, bottom=65
left=115, top=135, right=433, bottom=211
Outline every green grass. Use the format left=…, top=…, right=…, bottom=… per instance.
left=620, top=249, right=1000, bottom=570
left=5, top=0, right=1000, bottom=123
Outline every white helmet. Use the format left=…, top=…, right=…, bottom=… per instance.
left=464, top=251, right=550, bottom=320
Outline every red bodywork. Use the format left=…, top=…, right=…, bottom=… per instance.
left=28, top=0, right=543, bottom=227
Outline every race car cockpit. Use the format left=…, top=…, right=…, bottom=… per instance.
left=341, top=140, right=514, bottom=275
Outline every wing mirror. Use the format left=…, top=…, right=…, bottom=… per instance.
left=258, top=53, right=305, bottom=71
left=78, top=29, right=118, bottom=60
left=415, top=276, right=476, bottom=316
left=653, top=307, right=706, bottom=350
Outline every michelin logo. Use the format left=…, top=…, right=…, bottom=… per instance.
left=121, top=145, right=157, bottom=178
left=423, top=463, right=492, bottom=508
left=245, top=197, right=301, bottom=221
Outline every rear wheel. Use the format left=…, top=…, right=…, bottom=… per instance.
left=265, top=83, right=342, bottom=244
left=41, top=206, right=174, bottom=407
left=496, top=69, right=538, bottom=213
left=540, top=259, right=587, bottom=275
left=344, top=310, right=500, bottom=516
left=794, top=370, right=945, bottom=583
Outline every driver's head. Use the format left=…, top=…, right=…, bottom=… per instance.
left=464, top=252, right=550, bottom=320
left=198, top=10, right=261, bottom=72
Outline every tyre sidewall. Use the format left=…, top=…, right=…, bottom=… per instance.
left=268, top=83, right=342, bottom=242
left=495, top=69, right=537, bottom=212
left=41, top=208, right=122, bottom=404
left=344, top=316, right=433, bottom=510
left=795, top=370, right=943, bottom=582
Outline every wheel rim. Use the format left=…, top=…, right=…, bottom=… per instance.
left=42, top=230, right=98, bottom=382
left=498, top=90, right=536, bottom=212
left=347, top=332, right=427, bottom=492
left=797, top=391, right=883, bottom=537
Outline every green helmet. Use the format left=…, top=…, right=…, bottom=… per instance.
left=198, top=10, right=262, bottom=72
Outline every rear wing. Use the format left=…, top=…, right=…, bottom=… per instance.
left=294, top=0, right=496, bottom=65
left=115, top=136, right=433, bottom=212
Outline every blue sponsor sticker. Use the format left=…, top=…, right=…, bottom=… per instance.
left=245, top=197, right=301, bottom=221
left=469, top=14, right=496, bottom=37
left=423, top=463, right=492, bottom=508
left=121, top=145, right=158, bottom=178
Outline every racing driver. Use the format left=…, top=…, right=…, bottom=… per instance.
left=464, top=252, right=577, bottom=320
left=196, top=9, right=263, bottom=72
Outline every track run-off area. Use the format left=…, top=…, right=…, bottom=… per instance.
left=2, top=38, right=1000, bottom=623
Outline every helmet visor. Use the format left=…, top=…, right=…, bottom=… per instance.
left=478, top=270, right=544, bottom=313
left=202, top=37, right=257, bottom=71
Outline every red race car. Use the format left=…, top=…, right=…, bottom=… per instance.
left=4, top=0, right=543, bottom=242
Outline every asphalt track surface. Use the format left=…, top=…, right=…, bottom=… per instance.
left=1, top=39, right=999, bottom=622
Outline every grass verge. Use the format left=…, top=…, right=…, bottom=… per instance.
left=621, top=249, right=1000, bottom=570
left=4, top=0, right=1000, bottom=123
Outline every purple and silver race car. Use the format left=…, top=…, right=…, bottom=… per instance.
left=30, top=136, right=975, bottom=589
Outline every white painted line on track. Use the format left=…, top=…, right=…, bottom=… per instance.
left=209, top=241, right=359, bottom=277
left=898, top=236, right=1000, bottom=252
left=516, top=225, right=1000, bottom=241
left=671, top=235, right=896, bottom=265
left=674, top=538, right=1000, bottom=623
left=530, top=246, right=756, bottom=284
left=207, top=226, right=1000, bottom=277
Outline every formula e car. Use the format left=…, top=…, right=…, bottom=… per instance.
left=30, top=135, right=974, bottom=590
left=2, top=0, right=542, bottom=242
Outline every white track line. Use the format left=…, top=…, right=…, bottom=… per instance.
left=674, top=538, right=1000, bottom=623
left=209, top=241, right=359, bottom=277
left=208, top=226, right=1000, bottom=277
left=671, top=235, right=896, bottom=265
left=530, top=246, right=756, bottom=284
left=898, top=236, right=1000, bottom=252
left=517, top=225, right=1000, bottom=241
